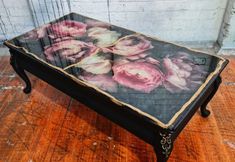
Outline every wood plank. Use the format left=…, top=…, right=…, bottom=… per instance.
left=0, top=56, right=234, bottom=161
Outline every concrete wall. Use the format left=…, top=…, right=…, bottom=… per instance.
left=0, top=0, right=35, bottom=42
left=0, top=0, right=234, bottom=48
left=219, top=0, right=235, bottom=49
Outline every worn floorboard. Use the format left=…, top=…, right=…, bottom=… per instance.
left=0, top=55, right=234, bottom=162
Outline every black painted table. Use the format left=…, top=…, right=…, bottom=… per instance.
left=4, top=12, right=228, bottom=162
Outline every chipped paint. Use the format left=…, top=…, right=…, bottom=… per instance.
left=224, top=81, right=235, bottom=86
left=6, top=139, right=14, bottom=146
left=0, top=85, right=24, bottom=90
left=93, top=142, right=97, bottom=146
left=21, top=121, right=27, bottom=125
left=224, top=139, right=235, bottom=149
left=0, top=74, right=16, bottom=78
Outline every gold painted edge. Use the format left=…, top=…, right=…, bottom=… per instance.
left=3, top=12, right=227, bottom=128
left=5, top=40, right=226, bottom=128
left=166, top=60, right=224, bottom=126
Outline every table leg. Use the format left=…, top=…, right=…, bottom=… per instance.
left=200, top=76, right=222, bottom=117
left=154, top=132, right=173, bottom=162
left=9, top=50, right=31, bottom=94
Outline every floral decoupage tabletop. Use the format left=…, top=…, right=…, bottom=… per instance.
left=7, top=13, right=226, bottom=127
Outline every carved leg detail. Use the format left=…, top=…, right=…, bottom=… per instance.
left=10, top=53, right=31, bottom=94
left=200, top=76, right=221, bottom=118
left=154, top=132, right=173, bottom=162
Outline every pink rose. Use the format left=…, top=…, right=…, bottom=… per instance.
left=79, top=73, right=117, bottom=92
left=37, top=24, right=51, bottom=38
left=67, top=54, right=111, bottom=74
left=21, top=24, right=50, bottom=40
left=103, top=35, right=153, bottom=56
left=44, top=40, right=98, bottom=62
left=113, top=53, right=159, bottom=67
left=85, top=19, right=110, bottom=28
left=49, top=20, right=87, bottom=38
left=163, top=52, right=205, bottom=93
left=124, top=53, right=149, bottom=61
left=112, top=62, right=163, bottom=93
left=87, top=27, right=121, bottom=47
left=85, top=20, right=120, bottom=47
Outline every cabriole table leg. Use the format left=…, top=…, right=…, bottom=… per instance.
left=9, top=50, right=32, bottom=94
left=200, top=76, right=222, bottom=117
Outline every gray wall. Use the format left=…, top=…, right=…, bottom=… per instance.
left=219, top=0, right=235, bottom=49
left=0, top=0, right=234, bottom=49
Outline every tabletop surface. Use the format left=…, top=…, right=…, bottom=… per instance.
left=6, top=13, right=226, bottom=128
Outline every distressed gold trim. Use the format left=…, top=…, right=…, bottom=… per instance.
left=63, top=63, right=77, bottom=70
left=4, top=13, right=227, bottom=128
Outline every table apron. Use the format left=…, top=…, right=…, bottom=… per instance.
left=13, top=50, right=166, bottom=146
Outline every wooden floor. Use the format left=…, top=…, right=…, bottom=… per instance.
left=0, top=56, right=234, bottom=162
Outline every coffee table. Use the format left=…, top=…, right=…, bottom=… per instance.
left=4, top=12, right=228, bottom=162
